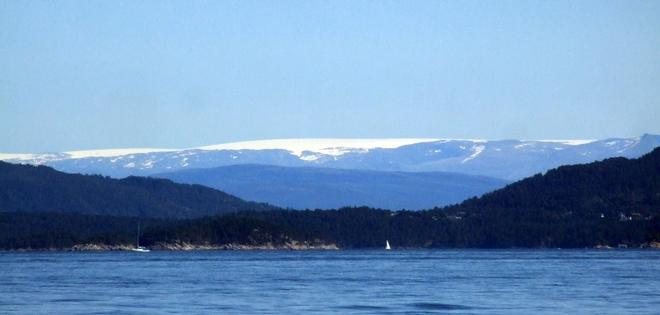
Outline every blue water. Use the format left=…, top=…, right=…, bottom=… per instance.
left=1, top=250, right=659, bottom=314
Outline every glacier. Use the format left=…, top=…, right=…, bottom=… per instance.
left=1, top=134, right=658, bottom=181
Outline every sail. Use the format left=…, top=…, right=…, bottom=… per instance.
left=385, top=240, right=391, bottom=250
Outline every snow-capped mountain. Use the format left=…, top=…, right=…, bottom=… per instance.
left=2, top=134, right=658, bottom=180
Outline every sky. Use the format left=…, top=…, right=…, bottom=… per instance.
left=1, top=1, right=659, bottom=152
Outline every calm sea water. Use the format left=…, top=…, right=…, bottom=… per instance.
left=1, top=250, right=659, bottom=314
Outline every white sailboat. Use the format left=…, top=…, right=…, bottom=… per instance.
left=385, top=240, right=391, bottom=250
left=131, top=223, right=150, bottom=252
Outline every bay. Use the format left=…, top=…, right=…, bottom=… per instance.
left=1, top=250, right=659, bottom=314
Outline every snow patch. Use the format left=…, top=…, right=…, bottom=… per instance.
left=462, top=145, right=485, bottom=163
left=197, top=138, right=440, bottom=157
left=515, top=142, right=535, bottom=149
left=535, top=139, right=595, bottom=146
left=300, top=154, right=321, bottom=161
left=0, top=153, right=38, bottom=161
left=64, top=148, right=176, bottom=159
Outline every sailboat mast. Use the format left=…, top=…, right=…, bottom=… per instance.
left=137, top=222, right=140, bottom=248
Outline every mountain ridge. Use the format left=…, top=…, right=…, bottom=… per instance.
left=0, top=161, right=277, bottom=219
left=153, top=164, right=509, bottom=210
left=1, top=134, right=658, bottom=180
left=0, top=137, right=599, bottom=161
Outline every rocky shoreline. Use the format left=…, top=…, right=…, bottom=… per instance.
left=594, top=242, right=660, bottom=249
left=6, top=241, right=339, bottom=252
left=149, top=240, right=340, bottom=251
left=5, top=242, right=659, bottom=252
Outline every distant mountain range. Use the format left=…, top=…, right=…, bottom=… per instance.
left=153, top=164, right=508, bottom=210
left=2, top=134, right=658, bottom=180
left=2, top=134, right=658, bottom=210
left=0, top=162, right=276, bottom=219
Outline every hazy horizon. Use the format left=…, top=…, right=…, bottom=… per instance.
left=2, top=1, right=659, bottom=152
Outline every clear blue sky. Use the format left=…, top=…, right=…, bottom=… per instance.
left=1, top=1, right=659, bottom=152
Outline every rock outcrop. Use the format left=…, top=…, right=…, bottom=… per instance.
left=151, top=240, right=339, bottom=251
left=63, top=241, right=339, bottom=251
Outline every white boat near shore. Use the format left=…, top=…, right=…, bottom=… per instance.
left=132, top=223, right=150, bottom=252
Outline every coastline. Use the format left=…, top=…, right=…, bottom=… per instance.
left=3, top=241, right=340, bottom=252
left=3, top=241, right=659, bottom=252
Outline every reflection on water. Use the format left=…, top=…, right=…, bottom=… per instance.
left=2, top=250, right=659, bottom=314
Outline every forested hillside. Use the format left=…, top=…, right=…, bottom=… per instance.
left=0, top=162, right=276, bottom=219
left=146, top=148, right=660, bottom=248
left=0, top=149, right=658, bottom=249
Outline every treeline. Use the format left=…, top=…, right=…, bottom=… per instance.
left=0, top=148, right=658, bottom=249
left=0, top=162, right=277, bottom=219
left=0, top=212, right=164, bottom=249
left=206, top=207, right=659, bottom=248
left=1, top=208, right=657, bottom=250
